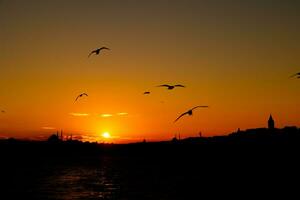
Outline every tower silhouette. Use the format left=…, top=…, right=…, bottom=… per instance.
left=268, top=114, right=275, bottom=129
left=60, top=130, right=63, bottom=141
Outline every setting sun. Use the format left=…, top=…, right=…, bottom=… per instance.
left=102, top=132, right=111, bottom=139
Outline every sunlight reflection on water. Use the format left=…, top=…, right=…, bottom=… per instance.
left=34, top=157, right=121, bottom=200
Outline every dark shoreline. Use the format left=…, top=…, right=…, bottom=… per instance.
left=1, top=126, right=300, bottom=156
left=1, top=128, right=299, bottom=199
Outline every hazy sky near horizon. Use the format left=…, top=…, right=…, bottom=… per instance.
left=1, top=0, right=300, bottom=142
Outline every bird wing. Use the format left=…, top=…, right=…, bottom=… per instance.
left=82, top=93, right=88, bottom=96
left=290, top=72, right=300, bottom=78
left=174, top=84, right=185, bottom=87
left=157, top=84, right=170, bottom=87
left=143, top=92, right=150, bottom=94
left=191, top=106, right=209, bottom=111
left=100, top=47, right=110, bottom=51
left=75, top=95, right=81, bottom=101
left=88, top=50, right=97, bottom=58
left=174, top=112, right=188, bottom=123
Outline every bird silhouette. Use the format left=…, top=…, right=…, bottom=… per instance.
left=88, top=47, right=110, bottom=57
left=174, top=106, right=208, bottom=123
left=75, top=93, right=88, bottom=102
left=157, top=84, right=185, bottom=90
left=143, top=91, right=150, bottom=95
left=290, top=72, right=300, bottom=78
left=1, top=110, right=5, bottom=113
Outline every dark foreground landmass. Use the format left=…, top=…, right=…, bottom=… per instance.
left=1, top=128, right=300, bottom=199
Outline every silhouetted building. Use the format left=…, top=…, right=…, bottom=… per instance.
left=268, top=114, right=275, bottom=129
left=171, top=135, right=178, bottom=143
left=283, top=126, right=298, bottom=133
left=199, top=131, right=202, bottom=138
left=47, top=134, right=60, bottom=143
left=60, top=130, right=63, bottom=141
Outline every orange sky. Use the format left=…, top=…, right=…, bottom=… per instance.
left=1, top=0, right=300, bottom=143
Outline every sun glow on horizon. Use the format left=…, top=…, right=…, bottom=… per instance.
left=101, top=114, right=113, bottom=118
left=102, top=132, right=111, bottom=139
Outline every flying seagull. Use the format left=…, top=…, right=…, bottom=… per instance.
left=290, top=72, right=300, bottom=78
left=143, top=91, right=150, bottom=95
left=157, top=84, right=185, bottom=90
left=88, top=47, right=110, bottom=58
left=174, top=106, right=208, bottom=123
left=75, top=93, right=88, bottom=102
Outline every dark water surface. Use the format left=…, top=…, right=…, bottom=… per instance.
left=3, top=155, right=213, bottom=200
left=1, top=144, right=299, bottom=199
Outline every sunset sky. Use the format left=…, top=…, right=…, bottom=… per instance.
left=1, top=0, right=300, bottom=143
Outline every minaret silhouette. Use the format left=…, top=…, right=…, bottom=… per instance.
left=268, top=114, right=275, bottom=129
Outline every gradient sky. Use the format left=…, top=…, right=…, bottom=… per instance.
left=1, top=0, right=300, bottom=143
